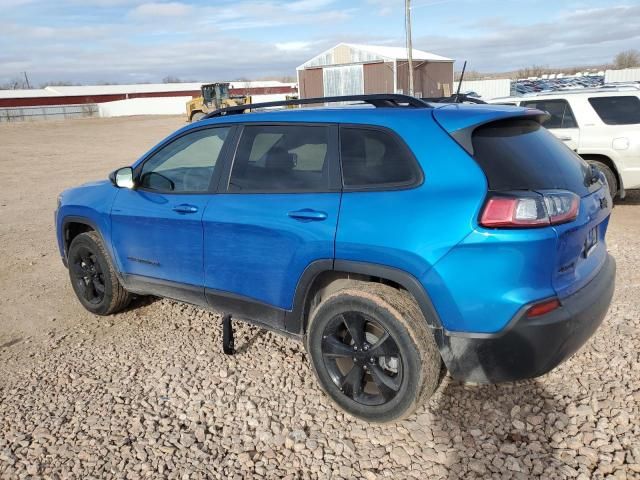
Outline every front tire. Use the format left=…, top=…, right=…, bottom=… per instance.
left=67, top=231, right=131, bottom=315
left=306, top=283, right=442, bottom=422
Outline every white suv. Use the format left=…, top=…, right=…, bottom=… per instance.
left=488, top=88, right=640, bottom=199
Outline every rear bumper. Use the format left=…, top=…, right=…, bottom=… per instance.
left=437, top=254, right=616, bottom=383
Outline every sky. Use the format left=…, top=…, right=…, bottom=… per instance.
left=1, top=0, right=638, bottom=86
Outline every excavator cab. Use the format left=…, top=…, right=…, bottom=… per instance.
left=202, top=83, right=230, bottom=107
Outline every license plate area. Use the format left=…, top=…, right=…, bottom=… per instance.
left=583, top=225, right=599, bottom=258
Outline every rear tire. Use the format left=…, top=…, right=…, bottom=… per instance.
left=67, top=231, right=131, bottom=316
left=587, top=160, right=618, bottom=199
left=306, top=283, right=442, bottom=423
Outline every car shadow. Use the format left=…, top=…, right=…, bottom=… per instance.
left=420, top=376, right=572, bottom=477
left=121, top=294, right=160, bottom=312
left=234, top=329, right=266, bottom=354
left=617, top=189, right=640, bottom=205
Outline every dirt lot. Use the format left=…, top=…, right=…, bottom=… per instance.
left=0, top=116, right=639, bottom=479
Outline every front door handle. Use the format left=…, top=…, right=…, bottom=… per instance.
left=557, top=135, right=573, bottom=142
left=172, top=204, right=199, bottom=214
left=288, top=209, right=328, bottom=222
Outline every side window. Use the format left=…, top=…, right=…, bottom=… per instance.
left=588, top=96, right=640, bottom=125
left=340, top=127, right=420, bottom=188
left=228, top=125, right=330, bottom=192
left=521, top=99, right=577, bottom=129
left=140, top=127, right=230, bottom=193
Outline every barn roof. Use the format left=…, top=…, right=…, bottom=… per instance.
left=298, top=43, right=453, bottom=69
left=344, top=44, right=453, bottom=62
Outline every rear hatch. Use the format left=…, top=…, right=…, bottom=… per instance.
left=433, top=105, right=612, bottom=298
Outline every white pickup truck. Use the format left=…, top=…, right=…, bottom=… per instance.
left=488, top=87, right=640, bottom=199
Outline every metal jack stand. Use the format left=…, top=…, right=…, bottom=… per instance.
left=222, top=314, right=235, bottom=355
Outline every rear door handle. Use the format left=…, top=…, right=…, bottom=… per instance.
left=557, top=135, right=573, bottom=142
left=172, top=204, right=199, bottom=214
left=288, top=209, right=328, bottom=222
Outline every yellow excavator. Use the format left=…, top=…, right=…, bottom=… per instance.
left=186, top=83, right=251, bottom=122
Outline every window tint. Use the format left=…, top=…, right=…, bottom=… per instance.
left=521, top=99, right=577, bottom=129
left=472, top=119, right=591, bottom=195
left=340, top=127, right=419, bottom=188
left=588, top=96, right=640, bottom=125
left=140, top=127, right=230, bottom=192
left=229, top=125, right=330, bottom=192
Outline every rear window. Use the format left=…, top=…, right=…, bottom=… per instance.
left=229, top=125, right=330, bottom=193
left=472, top=119, right=591, bottom=195
left=588, top=96, right=640, bottom=125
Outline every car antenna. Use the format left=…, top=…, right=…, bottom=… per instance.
left=453, top=60, right=467, bottom=103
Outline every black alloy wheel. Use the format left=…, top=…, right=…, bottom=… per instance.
left=321, top=311, right=403, bottom=406
left=67, top=231, right=131, bottom=315
left=70, top=246, right=106, bottom=305
left=306, top=283, right=442, bottom=422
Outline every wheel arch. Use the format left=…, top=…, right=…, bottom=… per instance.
left=284, top=260, right=443, bottom=335
left=63, top=218, right=95, bottom=259
left=61, top=216, right=116, bottom=267
left=580, top=153, right=624, bottom=197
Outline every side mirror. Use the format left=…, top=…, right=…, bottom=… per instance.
left=109, top=167, right=135, bottom=189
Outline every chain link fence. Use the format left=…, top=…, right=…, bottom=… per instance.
left=0, top=104, right=98, bottom=122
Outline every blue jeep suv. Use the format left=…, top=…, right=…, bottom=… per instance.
left=55, top=95, right=616, bottom=422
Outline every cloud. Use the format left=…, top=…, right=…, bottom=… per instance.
left=366, top=0, right=395, bottom=16
left=128, top=2, right=192, bottom=18
left=0, top=0, right=637, bottom=86
left=275, top=41, right=314, bottom=52
left=415, top=4, right=640, bottom=71
left=287, top=0, right=336, bottom=12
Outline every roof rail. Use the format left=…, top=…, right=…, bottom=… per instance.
left=204, top=94, right=431, bottom=118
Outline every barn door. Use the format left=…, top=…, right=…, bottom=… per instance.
left=323, top=65, right=364, bottom=97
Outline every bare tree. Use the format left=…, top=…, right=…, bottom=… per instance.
left=516, top=64, right=548, bottom=79
left=163, top=75, right=182, bottom=84
left=613, top=50, right=640, bottom=69
left=0, top=76, right=30, bottom=89
left=40, top=81, right=75, bottom=88
left=455, top=70, right=482, bottom=81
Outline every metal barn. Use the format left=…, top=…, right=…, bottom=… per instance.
left=297, top=43, right=454, bottom=99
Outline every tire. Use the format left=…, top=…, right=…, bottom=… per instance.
left=306, top=282, right=442, bottom=422
left=191, top=111, right=206, bottom=122
left=587, top=160, right=618, bottom=199
left=67, top=231, right=131, bottom=316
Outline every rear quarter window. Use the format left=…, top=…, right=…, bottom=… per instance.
left=340, top=127, right=421, bottom=189
left=472, top=119, right=591, bottom=196
left=588, top=96, right=640, bottom=125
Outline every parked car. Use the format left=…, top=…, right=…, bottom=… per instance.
left=489, top=87, right=640, bottom=199
left=56, top=94, right=616, bottom=422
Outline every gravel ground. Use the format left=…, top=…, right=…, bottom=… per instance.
left=1, top=117, right=639, bottom=479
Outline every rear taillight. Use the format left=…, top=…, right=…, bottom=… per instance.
left=480, top=191, right=579, bottom=228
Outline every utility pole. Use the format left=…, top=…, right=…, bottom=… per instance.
left=22, top=71, right=31, bottom=89
left=405, top=0, right=414, bottom=96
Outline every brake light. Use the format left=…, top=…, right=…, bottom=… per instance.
left=526, top=298, right=561, bottom=318
left=480, top=191, right=579, bottom=228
